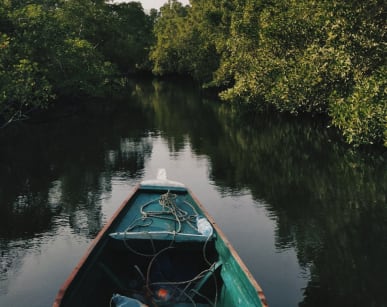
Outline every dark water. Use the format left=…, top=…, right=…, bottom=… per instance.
left=0, top=78, right=386, bottom=307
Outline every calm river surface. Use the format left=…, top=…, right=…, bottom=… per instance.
left=0, top=78, right=386, bottom=307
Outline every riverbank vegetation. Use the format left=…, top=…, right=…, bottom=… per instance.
left=1, top=0, right=385, bottom=148
left=151, top=0, right=386, bottom=148
left=0, top=0, right=155, bottom=127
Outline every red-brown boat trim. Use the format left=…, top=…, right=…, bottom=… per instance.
left=53, top=185, right=140, bottom=307
left=53, top=184, right=268, bottom=307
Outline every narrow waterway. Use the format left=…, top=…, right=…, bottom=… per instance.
left=0, top=78, right=386, bottom=307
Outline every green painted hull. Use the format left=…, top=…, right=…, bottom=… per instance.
left=54, top=183, right=267, bottom=307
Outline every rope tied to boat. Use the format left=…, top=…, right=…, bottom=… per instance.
left=110, top=191, right=219, bottom=306
left=136, top=191, right=198, bottom=234
left=120, top=191, right=204, bottom=258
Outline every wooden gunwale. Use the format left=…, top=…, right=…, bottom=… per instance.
left=53, top=183, right=268, bottom=307
left=53, top=184, right=141, bottom=307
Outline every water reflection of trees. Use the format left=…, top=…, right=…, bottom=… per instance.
left=132, top=79, right=387, bottom=306
left=130, top=78, right=223, bottom=157
left=196, top=104, right=387, bottom=306
left=0, top=78, right=386, bottom=306
left=0, top=94, right=153, bottom=285
left=0, top=240, right=28, bottom=296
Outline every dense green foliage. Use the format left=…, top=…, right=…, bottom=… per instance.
left=0, top=0, right=154, bottom=127
left=151, top=0, right=386, bottom=147
left=150, top=0, right=221, bottom=83
left=1, top=0, right=385, bottom=147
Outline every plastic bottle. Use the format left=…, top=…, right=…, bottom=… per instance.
left=196, top=216, right=213, bottom=237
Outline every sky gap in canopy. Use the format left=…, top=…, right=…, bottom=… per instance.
left=112, top=0, right=190, bottom=10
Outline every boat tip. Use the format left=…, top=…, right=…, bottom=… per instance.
left=141, top=168, right=185, bottom=188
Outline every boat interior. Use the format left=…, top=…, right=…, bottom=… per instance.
left=63, top=237, right=223, bottom=307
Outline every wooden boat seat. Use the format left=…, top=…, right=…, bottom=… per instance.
left=109, top=230, right=214, bottom=243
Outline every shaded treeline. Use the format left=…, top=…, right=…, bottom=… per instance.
left=1, top=0, right=386, bottom=148
left=151, top=0, right=386, bottom=148
left=0, top=0, right=156, bottom=127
